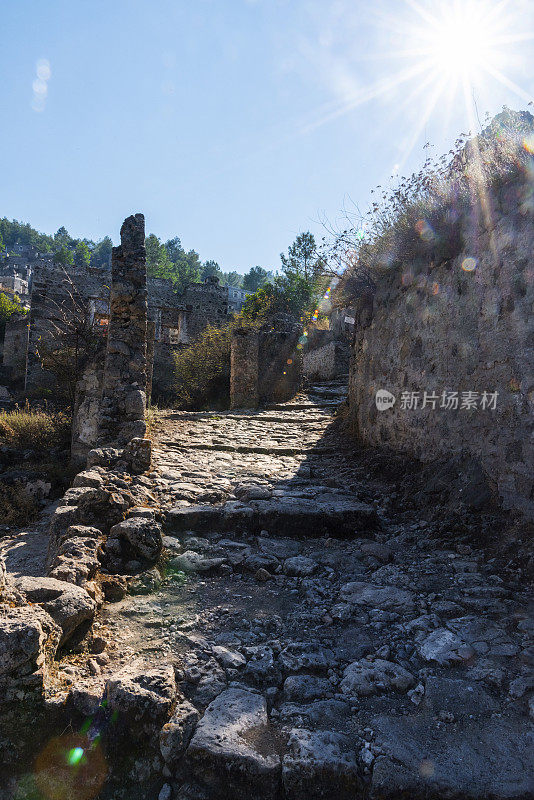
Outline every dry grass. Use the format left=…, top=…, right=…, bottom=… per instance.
left=331, top=108, right=534, bottom=306
left=0, top=407, right=71, bottom=452
left=0, top=482, right=38, bottom=526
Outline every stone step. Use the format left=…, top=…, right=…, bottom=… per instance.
left=160, top=441, right=340, bottom=456
left=166, top=496, right=379, bottom=538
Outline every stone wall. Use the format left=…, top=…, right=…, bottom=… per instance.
left=181, top=276, right=229, bottom=342
left=303, top=340, right=349, bottom=381
left=230, top=327, right=260, bottom=408
left=348, top=174, right=534, bottom=518
left=25, top=262, right=109, bottom=392
left=230, top=314, right=302, bottom=408
left=2, top=313, right=28, bottom=378
left=98, top=214, right=148, bottom=446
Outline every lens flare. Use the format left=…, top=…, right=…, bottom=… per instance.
left=462, top=257, right=477, bottom=272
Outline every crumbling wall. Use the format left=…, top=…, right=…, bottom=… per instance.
left=182, top=276, right=229, bottom=341
left=25, top=262, right=109, bottom=393
left=98, top=214, right=148, bottom=445
left=349, top=175, right=534, bottom=518
left=230, top=314, right=302, bottom=408
left=2, top=313, right=28, bottom=379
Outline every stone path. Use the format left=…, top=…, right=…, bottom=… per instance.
left=82, top=379, right=533, bottom=799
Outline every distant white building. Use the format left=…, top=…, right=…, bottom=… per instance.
left=227, top=286, right=252, bottom=313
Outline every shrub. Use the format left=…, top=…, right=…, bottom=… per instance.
left=0, top=482, right=37, bottom=526
left=173, top=323, right=232, bottom=409
left=0, top=407, right=72, bottom=452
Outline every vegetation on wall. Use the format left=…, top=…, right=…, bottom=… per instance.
left=0, top=292, right=26, bottom=338
left=330, top=107, right=534, bottom=308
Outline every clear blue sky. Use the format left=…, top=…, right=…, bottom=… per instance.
left=1, top=0, right=533, bottom=273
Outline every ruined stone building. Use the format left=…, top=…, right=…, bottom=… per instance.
left=1, top=258, right=253, bottom=398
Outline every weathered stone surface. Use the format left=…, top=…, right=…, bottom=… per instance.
left=16, top=576, right=96, bottom=645
left=187, top=688, right=281, bottom=798
left=283, top=556, right=317, bottom=577
left=48, top=524, right=102, bottom=586
left=418, top=628, right=475, bottom=665
left=212, top=646, right=246, bottom=670
left=283, top=675, right=333, bottom=703
left=423, top=676, right=498, bottom=717
left=169, top=551, right=225, bottom=574
left=160, top=699, right=200, bottom=768
left=370, top=714, right=534, bottom=799
left=347, top=127, right=534, bottom=519
left=122, top=437, right=152, bottom=474
left=106, top=663, right=176, bottom=730
left=109, top=517, right=162, bottom=561
left=340, top=658, right=415, bottom=697
left=0, top=605, right=60, bottom=677
left=278, top=643, right=334, bottom=675
left=98, top=213, right=148, bottom=446
left=282, top=728, right=362, bottom=800
left=167, top=497, right=378, bottom=538
left=339, top=582, right=415, bottom=612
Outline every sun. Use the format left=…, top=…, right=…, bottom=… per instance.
left=424, top=2, right=498, bottom=81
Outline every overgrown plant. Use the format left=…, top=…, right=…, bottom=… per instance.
left=173, top=323, right=232, bottom=409
left=327, top=107, right=534, bottom=307
left=34, top=269, right=107, bottom=405
left=0, top=406, right=72, bottom=452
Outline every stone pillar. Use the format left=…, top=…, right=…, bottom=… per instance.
left=230, top=327, right=260, bottom=409
left=71, top=361, right=104, bottom=466
left=98, top=214, right=148, bottom=445
left=258, top=314, right=302, bottom=404
left=146, top=318, right=156, bottom=406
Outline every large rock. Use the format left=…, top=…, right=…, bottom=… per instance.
left=423, top=676, right=498, bottom=717
left=339, top=582, right=415, bottom=613
left=160, top=699, right=200, bottom=769
left=282, top=728, right=363, bottom=800
left=0, top=605, right=61, bottom=678
left=187, top=688, right=281, bottom=798
left=106, top=663, right=176, bottom=731
left=48, top=524, right=102, bottom=586
left=109, top=517, right=162, bottom=561
left=370, top=714, right=533, bottom=799
left=418, top=628, right=475, bottom=665
left=16, top=576, right=96, bottom=645
left=283, top=675, right=333, bottom=703
left=340, top=659, right=415, bottom=697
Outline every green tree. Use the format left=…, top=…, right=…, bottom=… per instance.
left=242, top=266, right=270, bottom=291
left=54, top=226, right=72, bottom=249
left=280, top=232, right=325, bottom=284
left=53, top=245, right=74, bottom=268
left=0, top=292, right=26, bottom=337
left=146, top=234, right=174, bottom=280
left=200, top=260, right=222, bottom=281
left=220, top=271, right=243, bottom=288
left=74, top=241, right=91, bottom=270
left=91, top=236, right=113, bottom=269
left=241, top=273, right=315, bottom=322
left=0, top=218, right=54, bottom=252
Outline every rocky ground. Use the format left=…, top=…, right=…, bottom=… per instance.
left=1, top=379, right=533, bottom=799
